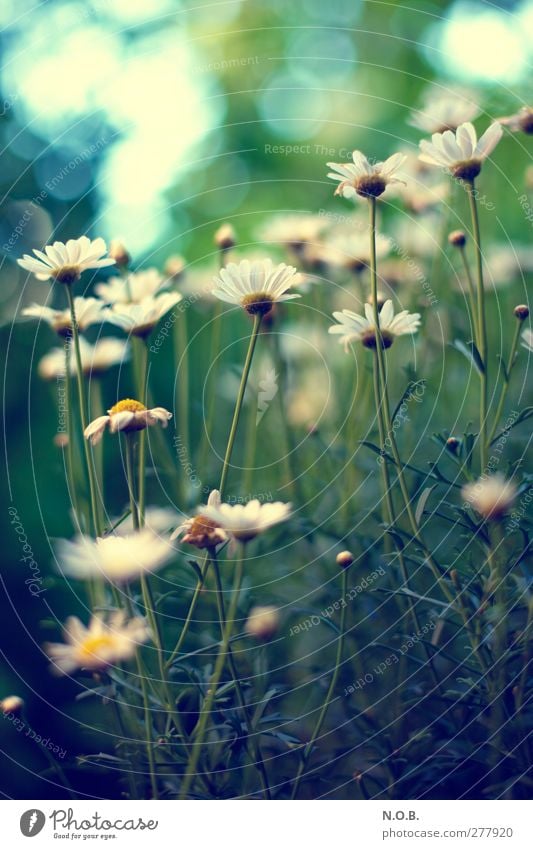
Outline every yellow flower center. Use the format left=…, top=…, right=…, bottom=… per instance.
left=241, top=292, right=274, bottom=316
left=79, top=634, right=116, bottom=659
left=109, top=398, right=147, bottom=415
left=52, top=265, right=81, bottom=285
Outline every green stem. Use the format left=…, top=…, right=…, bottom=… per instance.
left=165, top=559, right=210, bottom=669
left=290, top=567, right=348, bottom=799
left=219, top=313, right=262, bottom=498
left=467, top=182, right=488, bottom=472
left=209, top=550, right=271, bottom=798
left=124, top=434, right=140, bottom=531
left=63, top=338, right=81, bottom=528
left=486, top=319, right=521, bottom=446
left=459, top=245, right=480, bottom=347
left=65, top=286, right=102, bottom=537
left=134, top=338, right=149, bottom=525
left=174, top=309, right=189, bottom=507
left=179, top=545, right=245, bottom=799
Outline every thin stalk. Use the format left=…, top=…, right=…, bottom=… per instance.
left=458, top=244, right=480, bottom=346
left=134, top=338, right=149, bottom=525
left=209, top=550, right=271, bottom=798
left=174, top=310, right=189, bottom=507
left=124, top=434, right=140, bottom=531
left=219, top=313, right=262, bottom=498
left=467, top=182, right=488, bottom=471
left=63, top=338, right=81, bottom=528
left=197, top=248, right=229, bottom=472
left=179, top=545, right=245, bottom=799
left=165, top=559, right=210, bottom=668
left=65, top=286, right=102, bottom=537
left=89, top=376, right=105, bottom=533
left=486, top=318, right=521, bottom=446
left=290, top=567, right=348, bottom=799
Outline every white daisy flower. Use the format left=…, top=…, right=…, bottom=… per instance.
left=521, top=328, right=533, bottom=352
left=170, top=490, right=228, bottom=549
left=329, top=299, right=421, bottom=351
left=37, top=337, right=129, bottom=381
left=104, top=292, right=182, bottom=337
left=84, top=398, right=172, bottom=445
left=212, top=259, right=301, bottom=316
left=202, top=493, right=291, bottom=542
left=23, top=297, right=108, bottom=337
left=257, top=213, right=327, bottom=252
left=116, top=506, right=179, bottom=536
left=245, top=606, right=280, bottom=640
left=95, top=269, right=168, bottom=305
left=326, top=229, right=392, bottom=273
left=499, top=106, right=533, bottom=135
left=327, top=151, right=406, bottom=199
left=462, top=474, right=517, bottom=521
left=17, top=236, right=115, bottom=284
left=55, top=528, right=175, bottom=583
left=45, top=611, right=151, bottom=675
left=409, top=88, right=480, bottom=134
left=418, top=121, right=502, bottom=181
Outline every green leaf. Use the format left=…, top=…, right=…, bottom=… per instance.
left=490, top=407, right=533, bottom=445
left=451, top=339, right=485, bottom=375
left=415, top=485, right=435, bottom=525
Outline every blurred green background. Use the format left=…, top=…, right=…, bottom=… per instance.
left=1, top=0, right=532, bottom=798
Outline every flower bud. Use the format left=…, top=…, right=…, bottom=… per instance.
left=514, top=304, right=529, bottom=321
left=1, top=695, right=24, bottom=716
left=446, top=437, right=460, bottom=453
left=54, top=433, right=69, bottom=449
left=109, top=240, right=130, bottom=268
left=164, top=255, right=186, bottom=280
left=336, top=550, right=354, bottom=569
left=448, top=230, right=466, bottom=248
left=214, top=223, right=236, bottom=251
left=245, top=606, right=280, bottom=640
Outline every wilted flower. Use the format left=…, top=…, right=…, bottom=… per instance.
left=409, top=88, right=480, bottom=134
left=212, top=259, right=301, bottom=316
left=84, top=398, right=172, bottom=444
left=17, top=237, right=115, bottom=284
left=203, top=496, right=292, bottom=542
left=419, top=122, right=502, bottom=181
left=45, top=611, right=151, bottom=675
left=245, top=606, right=280, bottom=640
left=327, top=151, right=406, bottom=199
left=95, top=269, right=168, bottom=304
left=55, top=529, right=175, bottom=582
left=171, top=490, right=227, bottom=549
left=462, top=474, right=517, bottom=520
left=329, top=300, right=421, bottom=350
left=105, top=292, right=182, bottom=337
left=23, top=297, right=107, bottom=337
left=499, top=106, right=533, bottom=135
